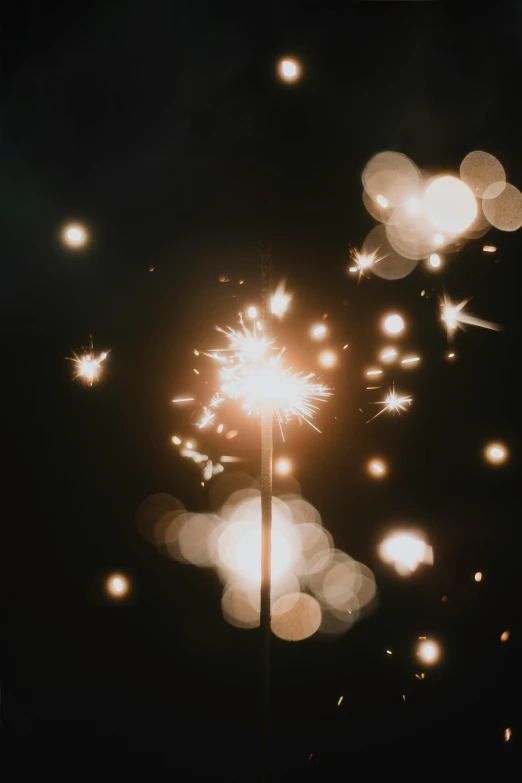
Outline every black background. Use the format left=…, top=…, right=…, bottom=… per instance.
left=2, top=2, right=521, bottom=779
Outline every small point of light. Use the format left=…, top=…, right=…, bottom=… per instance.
left=217, top=424, right=224, bottom=433
left=417, top=640, right=440, bottom=665
left=474, top=571, right=483, bottom=582
left=343, top=344, right=349, bottom=350
left=311, top=323, right=327, bottom=340
left=500, top=630, right=510, bottom=642
left=380, top=347, right=397, bottom=363
left=275, top=457, right=293, bottom=476
left=383, top=314, right=405, bottom=336
left=367, top=459, right=387, bottom=478
left=62, top=223, right=88, bottom=248
left=319, top=350, right=337, bottom=368
left=247, top=306, right=257, bottom=319
left=485, top=442, right=508, bottom=465
left=172, top=397, right=195, bottom=404
left=401, top=356, right=421, bottom=366
left=447, top=352, right=455, bottom=360
left=366, top=368, right=383, bottom=377
left=277, top=57, right=302, bottom=83
left=337, top=696, right=344, bottom=706
left=105, top=573, right=129, bottom=598
left=429, top=253, right=441, bottom=269
left=193, top=349, right=200, bottom=356
left=504, top=728, right=512, bottom=743
left=376, top=194, right=389, bottom=208
left=186, top=441, right=193, bottom=450
left=386, top=649, right=393, bottom=655
left=433, top=233, right=445, bottom=246
left=483, top=245, right=497, bottom=253
left=172, top=436, right=182, bottom=445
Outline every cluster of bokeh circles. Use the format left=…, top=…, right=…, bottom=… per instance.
left=361, top=150, right=522, bottom=279
left=136, top=474, right=377, bottom=641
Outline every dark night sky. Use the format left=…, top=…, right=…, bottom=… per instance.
left=2, top=2, right=522, bottom=779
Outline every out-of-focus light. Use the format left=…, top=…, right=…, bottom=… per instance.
left=484, top=442, right=508, bottom=465
left=401, top=355, right=421, bottom=366
left=367, top=459, right=387, bottom=478
left=311, top=323, right=327, bottom=340
left=172, top=397, right=195, bottom=403
left=271, top=593, right=322, bottom=641
left=271, top=282, right=291, bottom=317
left=386, top=649, right=393, bottom=655
left=277, top=57, right=302, bottom=83
left=474, top=571, right=483, bottom=582
left=380, top=347, right=397, bottom=363
left=504, top=728, right=512, bottom=743
left=62, top=223, right=88, bottom=248
left=382, top=314, right=405, bottom=336
left=429, top=253, right=441, bottom=269
left=319, top=350, right=337, bottom=368
left=275, top=457, right=293, bottom=476
left=422, top=175, right=477, bottom=234
left=106, top=573, right=129, bottom=598
left=447, top=352, right=455, bottom=360
left=186, top=441, right=193, bottom=450
left=338, top=695, right=344, bottom=706
left=226, top=429, right=238, bottom=440
left=483, top=245, right=497, bottom=253
left=500, top=630, right=510, bottom=642
left=376, top=194, right=389, bottom=208
left=417, top=639, right=440, bottom=665
left=247, top=306, right=257, bottom=319
left=379, top=532, right=433, bottom=575
left=172, top=436, right=182, bottom=445
left=217, top=424, right=224, bottom=434
left=433, top=233, right=445, bottom=246
left=366, top=368, right=383, bottom=377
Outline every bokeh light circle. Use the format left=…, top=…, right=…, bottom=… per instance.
left=271, top=592, right=322, bottom=641
left=460, top=151, right=506, bottom=199
left=422, top=176, right=477, bottom=234
left=483, top=183, right=522, bottom=232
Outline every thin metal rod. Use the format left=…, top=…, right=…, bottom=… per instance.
left=260, top=244, right=273, bottom=781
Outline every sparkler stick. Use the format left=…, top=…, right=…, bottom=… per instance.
left=260, top=247, right=273, bottom=782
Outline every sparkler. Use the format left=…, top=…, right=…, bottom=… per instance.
left=368, top=385, right=412, bottom=422
left=441, top=294, right=502, bottom=336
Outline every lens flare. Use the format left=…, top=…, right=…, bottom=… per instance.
left=441, top=295, right=501, bottom=336
left=62, top=223, right=88, bottom=248
left=417, top=639, right=440, bottom=665
left=275, top=457, right=293, bottom=476
left=271, top=281, right=292, bottom=317
left=369, top=385, right=412, bottom=422
left=319, top=350, right=337, bottom=368
left=311, top=323, right=327, bottom=340
left=69, top=339, right=109, bottom=386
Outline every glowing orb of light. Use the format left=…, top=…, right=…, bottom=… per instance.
left=474, top=571, right=483, bottom=582
left=275, top=457, right=293, bottom=476
left=382, top=313, right=405, bottom=336
left=311, top=323, right=327, bottom=340
left=271, top=592, right=322, bottom=641
left=428, top=253, right=442, bottom=269
left=422, top=175, right=477, bottom=234
left=417, top=639, right=440, bottom=665
left=484, top=442, right=508, bottom=464
left=367, top=458, right=387, bottom=478
left=500, top=630, right=510, bottom=642
left=172, top=435, right=182, bottom=445
left=379, top=532, right=433, bottom=575
left=105, top=573, right=130, bottom=598
left=277, top=57, right=302, bottom=83
left=247, top=306, right=258, bottom=319
left=319, top=350, right=337, bottom=368
left=62, top=223, right=88, bottom=248
left=271, top=285, right=291, bottom=318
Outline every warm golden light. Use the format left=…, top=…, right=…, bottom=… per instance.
left=172, top=435, right=182, bottom=445
left=474, top=571, right=483, bottom=582
left=376, top=194, right=389, bottom=208
left=319, top=350, right=337, bottom=368
left=382, top=313, right=405, bottom=336
left=69, top=344, right=108, bottom=386
left=105, top=573, right=129, bottom=598
left=379, top=347, right=397, bottom=363
left=369, top=386, right=412, bottom=421
left=483, top=245, right=497, bottom=253
left=500, top=630, right=510, bottom=642
left=379, top=532, right=433, bottom=575
left=401, top=355, right=421, bottom=367
left=367, top=458, right=387, bottom=478
left=311, top=323, right=327, bottom=340
left=428, top=253, right=441, bottom=269
left=271, top=281, right=291, bottom=318
left=247, top=306, right=258, bottom=319
left=422, top=175, right=477, bottom=234
left=277, top=57, right=302, bottom=83
left=62, top=223, right=88, bottom=248
left=504, top=728, right=512, bottom=743
left=432, top=233, right=445, bottom=246
left=484, top=442, right=508, bottom=465
left=417, top=639, right=440, bottom=664
left=275, top=457, right=293, bottom=476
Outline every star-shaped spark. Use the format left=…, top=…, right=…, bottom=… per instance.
left=368, top=384, right=412, bottom=422
left=68, top=337, right=109, bottom=386
left=441, top=294, right=502, bottom=337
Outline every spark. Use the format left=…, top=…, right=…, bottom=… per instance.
left=441, top=294, right=502, bottom=335
left=337, top=696, right=344, bottom=706
left=484, top=442, right=508, bottom=464
left=219, top=455, right=247, bottom=463
left=171, top=436, right=182, bottom=445
left=368, top=385, right=412, bottom=422
left=401, top=356, right=421, bottom=365
left=62, top=223, right=88, bottom=248
left=402, top=695, right=406, bottom=703
left=474, top=571, right=483, bottom=582
left=69, top=339, right=109, bottom=386
left=277, top=57, right=301, bottom=83
left=186, top=441, right=194, bottom=450
left=247, top=306, right=258, bottom=319
left=380, top=347, right=397, bottom=363
left=105, top=573, right=129, bottom=598
left=181, top=447, right=208, bottom=464
left=428, top=253, right=442, bottom=269
left=500, top=630, right=510, bottom=642
left=319, top=350, right=337, bottom=368
left=216, top=424, right=224, bottom=434
left=193, top=368, right=200, bottom=375
left=386, top=650, right=393, bottom=655
left=349, top=248, right=379, bottom=279
left=504, top=728, right=512, bottom=743
left=417, top=640, right=440, bottom=664
left=172, top=397, right=195, bottom=404
left=379, top=532, right=433, bottom=575
left=197, top=407, right=215, bottom=429
left=366, top=369, right=383, bottom=377
left=193, top=349, right=200, bottom=356
left=483, top=245, right=497, bottom=253
left=382, top=314, right=405, bottom=336
left=311, top=323, right=327, bottom=340
left=271, top=281, right=292, bottom=317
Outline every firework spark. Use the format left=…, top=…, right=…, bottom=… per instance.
left=69, top=338, right=109, bottom=386
left=368, top=385, right=412, bottom=422
left=441, top=294, right=501, bottom=336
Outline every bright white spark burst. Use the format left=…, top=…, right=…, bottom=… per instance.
left=69, top=340, right=108, bottom=386
left=368, top=385, right=412, bottom=422
left=441, top=294, right=502, bottom=336
left=203, top=317, right=331, bottom=436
